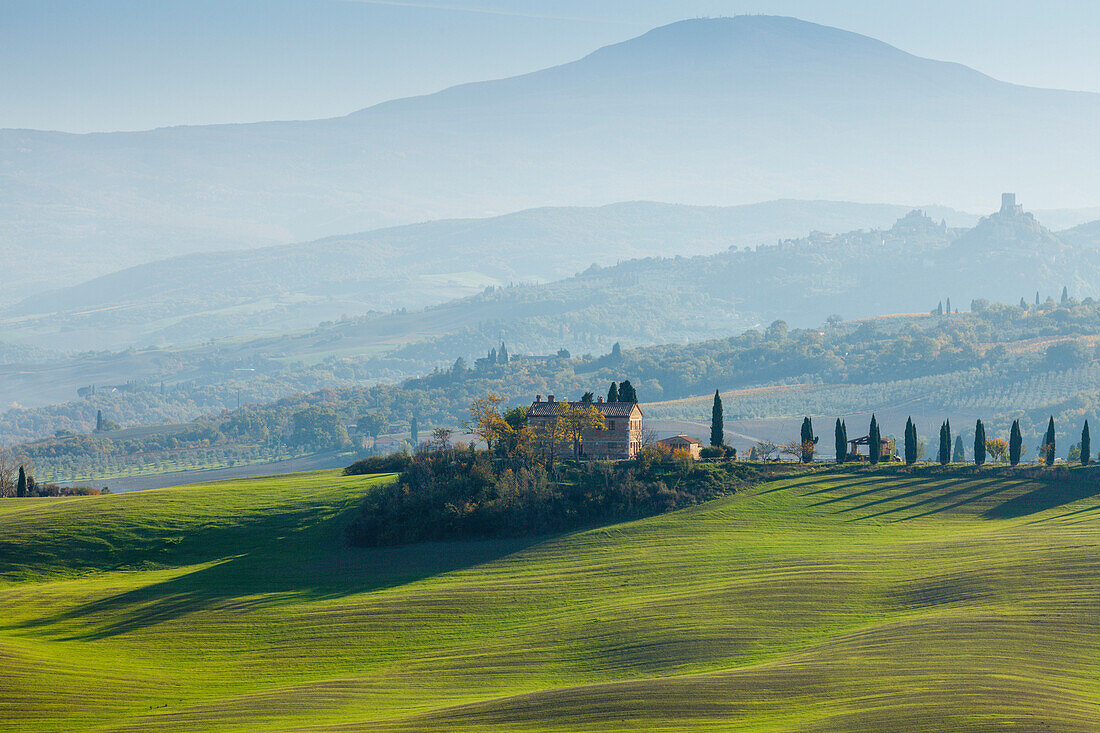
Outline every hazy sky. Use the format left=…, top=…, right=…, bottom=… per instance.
left=4, top=0, right=1099, bottom=132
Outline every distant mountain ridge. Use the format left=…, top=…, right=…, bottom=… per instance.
left=2, top=15, right=1098, bottom=295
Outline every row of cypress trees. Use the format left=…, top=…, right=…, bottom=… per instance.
left=828, top=414, right=1089, bottom=467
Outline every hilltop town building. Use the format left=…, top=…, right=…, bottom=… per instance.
left=1000, top=192, right=1023, bottom=216
left=527, top=395, right=644, bottom=459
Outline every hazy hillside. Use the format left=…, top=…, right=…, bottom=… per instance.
left=3, top=15, right=1099, bottom=295
left=1, top=200, right=972, bottom=352
left=0, top=200, right=1093, bottom=414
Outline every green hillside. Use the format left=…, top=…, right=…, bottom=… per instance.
left=2, top=467, right=1100, bottom=731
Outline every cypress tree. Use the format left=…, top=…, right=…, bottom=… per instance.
left=1081, top=421, right=1091, bottom=466
left=1019, top=297, right=1028, bottom=309
left=869, top=414, right=881, bottom=464
left=973, top=419, right=986, bottom=466
left=710, top=391, right=724, bottom=448
left=410, top=416, right=419, bottom=445
left=936, top=301, right=943, bottom=316
left=1035, top=291, right=1040, bottom=306
left=835, top=418, right=846, bottom=464
left=953, top=435, right=965, bottom=463
left=904, top=417, right=917, bottom=465
left=946, top=297, right=952, bottom=315
left=1009, top=420, right=1022, bottom=466
left=16, top=465, right=27, bottom=498
left=498, top=342, right=508, bottom=364
left=938, top=422, right=951, bottom=466
left=607, top=382, right=618, bottom=403
left=618, top=380, right=637, bottom=404
left=96, top=409, right=104, bottom=432
left=1044, top=416, right=1056, bottom=466
left=1061, top=286, right=1069, bottom=304
left=800, top=417, right=817, bottom=463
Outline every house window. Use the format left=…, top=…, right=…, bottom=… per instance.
left=608, top=420, right=615, bottom=430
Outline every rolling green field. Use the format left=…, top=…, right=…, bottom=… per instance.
left=2, top=467, right=1100, bottom=731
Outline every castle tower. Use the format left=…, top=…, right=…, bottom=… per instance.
left=1000, top=193, right=1021, bottom=215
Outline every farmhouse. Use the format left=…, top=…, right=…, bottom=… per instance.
left=656, top=434, right=703, bottom=460
left=527, top=395, right=644, bottom=459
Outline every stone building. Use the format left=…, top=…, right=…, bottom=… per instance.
left=527, top=394, right=644, bottom=459
left=656, top=433, right=703, bottom=460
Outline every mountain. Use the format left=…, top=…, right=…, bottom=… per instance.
left=1, top=199, right=973, bottom=352
left=3, top=15, right=1098, bottom=295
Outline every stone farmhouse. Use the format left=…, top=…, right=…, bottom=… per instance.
left=656, top=434, right=703, bottom=460
left=527, top=394, right=644, bottom=459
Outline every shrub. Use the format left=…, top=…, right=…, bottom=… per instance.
left=344, top=452, right=411, bottom=476
left=346, top=449, right=768, bottom=546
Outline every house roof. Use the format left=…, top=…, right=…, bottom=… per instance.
left=658, top=434, right=702, bottom=446
left=528, top=400, right=641, bottom=418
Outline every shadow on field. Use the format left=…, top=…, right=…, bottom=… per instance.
left=983, top=480, right=1100, bottom=520
left=8, top=509, right=542, bottom=641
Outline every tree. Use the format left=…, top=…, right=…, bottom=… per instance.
left=498, top=342, right=509, bottom=364
left=904, top=417, right=917, bottom=465
left=464, top=394, right=510, bottom=451
left=869, top=414, right=881, bottom=464
left=973, top=419, right=986, bottom=466
left=946, top=297, right=952, bottom=315
left=710, top=391, right=724, bottom=447
left=780, top=440, right=805, bottom=462
left=1035, top=291, right=1041, bottom=306
left=431, top=427, right=453, bottom=451
left=953, top=435, right=965, bottom=463
left=938, top=421, right=951, bottom=466
left=1019, top=297, right=1028, bottom=309
left=96, top=410, right=104, bottom=432
left=560, top=403, right=606, bottom=460
left=800, top=417, right=818, bottom=463
left=16, top=465, right=27, bottom=498
left=754, top=440, right=779, bottom=462
left=607, top=382, right=619, bottom=403
left=1009, top=420, right=1023, bottom=466
left=935, top=301, right=943, bottom=316
left=610, top=342, right=622, bottom=361
left=617, top=380, right=638, bottom=404
left=1061, top=286, right=1069, bottom=304
left=986, top=438, right=1008, bottom=462
left=835, top=419, right=847, bottom=464
left=289, top=406, right=350, bottom=450
left=580, top=392, right=595, bottom=403
left=1043, top=416, right=1056, bottom=466
left=410, top=416, right=419, bottom=446
left=355, top=413, right=387, bottom=437
left=1082, top=421, right=1092, bottom=466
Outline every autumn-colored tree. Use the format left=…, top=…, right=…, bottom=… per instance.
left=560, top=403, right=607, bottom=460
left=464, top=394, right=511, bottom=451
left=985, top=438, right=1008, bottom=462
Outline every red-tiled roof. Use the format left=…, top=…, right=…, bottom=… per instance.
left=528, top=401, right=641, bottom=418
left=658, top=434, right=702, bottom=446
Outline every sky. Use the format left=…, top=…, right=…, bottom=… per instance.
left=3, top=0, right=1099, bottom=132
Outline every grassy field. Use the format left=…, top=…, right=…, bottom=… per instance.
left=1, top=467, right=1100, bottom=731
